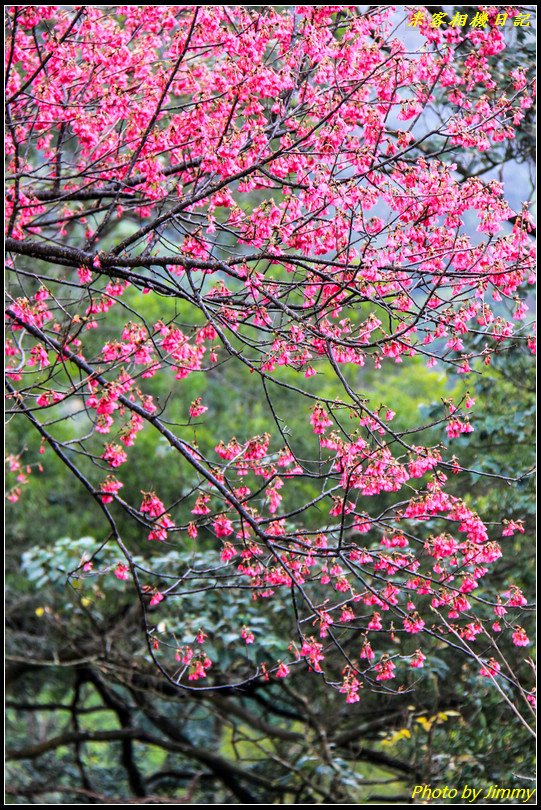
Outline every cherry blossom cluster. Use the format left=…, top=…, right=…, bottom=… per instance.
left=5, top=6, right=535, bottom=709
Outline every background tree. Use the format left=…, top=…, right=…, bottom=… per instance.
left=5, top=5, right=536, bottom=804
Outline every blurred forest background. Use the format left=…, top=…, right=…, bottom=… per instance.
left=5, top=5, right=536, bottom=805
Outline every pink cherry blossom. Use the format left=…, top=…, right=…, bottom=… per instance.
left=114, top=564, right=130, bottom=581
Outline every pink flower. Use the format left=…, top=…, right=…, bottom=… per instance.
left=446, top=418, right=474, bottom=439
left=176, top=647, right=193, bottom=665
left=480, top=658, right=501, bottom=677
left=403, top=615, right=425, bottom=634
left=241, top=626, right=255, bottom=644
left=77, top=263, right=92, bottom=283
left=140, top=492, right=166, bottom=517
left=360, top=641, right=375, bottom=660
left=114, top=563, right=129, bottom=581
left=340, top=674, right=362, bottom=703
left=504, top=587, right=528, bottom=607
left=502, top=520, right=525, bottom=537
left=189, top=397, right=208, bottom=418
left=221, top=542, right=237, bottom=562
left=191, top=494, right=211, bottom=515
left=368, top=612, right=383, bottom=631
left=375, top=658, right=396, bottom=681
left=512, top=627, right=530, bottom=647
left=310, top=404, right=333, bottom=435
left=276, top=662, right=290, bottom=678
left=188, top=656, right=212, bottom=681
left=148, top=514, right=175, bottom=542
left=99, top=475, right=123, bottom=504
left=213, top=515, right=234, bottom=537
left=150, top=591, right=164, bottom=607
left=300, top=638, right=325, bottom=672
left=340, top=606, right=355, bottom=623
left=410, top=650, right=426, bottom=669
